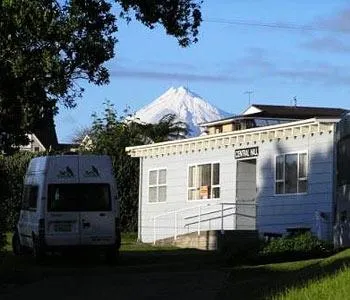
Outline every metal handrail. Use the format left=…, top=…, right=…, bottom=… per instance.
left=153, top=201, right=257, bottom=244
left=153, top=203, right=212, bottom=244
left=184, top=206, right=233, bottom=220
left=185, top=212, right=235, bottom=227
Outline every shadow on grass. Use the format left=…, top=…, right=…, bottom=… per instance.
left=220, top=248, right=350, bottom=300
left=0, top=246, right=223, bottom=293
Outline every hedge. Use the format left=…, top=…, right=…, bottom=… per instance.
left=0, top=152, right=38, bottom=250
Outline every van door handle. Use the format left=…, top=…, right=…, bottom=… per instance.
left=99, top=213, right=106, bottom=216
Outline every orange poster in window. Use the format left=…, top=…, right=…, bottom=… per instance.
left=200, top=185, right=208, bottom=199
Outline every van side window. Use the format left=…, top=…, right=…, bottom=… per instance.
left=22, top=185, right=38, bottom=210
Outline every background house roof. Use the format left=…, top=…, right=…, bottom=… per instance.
left=245, top=104, right=347, bottom=119
left=201, top=104, right=348, bottom=127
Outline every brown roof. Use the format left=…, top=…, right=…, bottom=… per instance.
left=249, top=104, right=347, bottom=119
left=200, top=104, right=348, bottom=127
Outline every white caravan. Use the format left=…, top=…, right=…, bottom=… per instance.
left=12, top=154, right=121, bottom=262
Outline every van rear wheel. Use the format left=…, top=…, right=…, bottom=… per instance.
left=12, top=231, right=24, bottom=256
left=105, top=247, right=119, bottom=265
left=32, top=234, right=46, bottom=263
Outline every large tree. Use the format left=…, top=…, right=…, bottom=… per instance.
left=0, top=0, right=202, bottom=153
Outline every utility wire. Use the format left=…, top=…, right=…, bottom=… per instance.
left=204, top=18, right=346, bottom=34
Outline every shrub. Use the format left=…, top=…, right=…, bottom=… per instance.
left=0, top=152, right=39, bottom=251
left=0, top=162, right=7, bottom=251
left=258, top=232, right=333, bottom=263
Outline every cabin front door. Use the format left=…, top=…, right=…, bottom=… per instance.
left=236, top=159, right=257, bottom=230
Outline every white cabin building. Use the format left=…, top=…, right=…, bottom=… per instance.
left=126, top=104, right=350, bottom=246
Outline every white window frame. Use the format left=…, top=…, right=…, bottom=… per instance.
left=148, top=168, right=167, bottom=203
left=187, top=162, right=220, bottom=201
left=275, top=151, right=308, bottom=195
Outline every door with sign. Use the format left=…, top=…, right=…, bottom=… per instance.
left=236, top=159, right=257, bottom=230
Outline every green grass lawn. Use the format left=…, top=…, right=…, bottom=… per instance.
left=275, top=268, right=350, bottom=300
left=221, top=248, right=350, bottom=299
left=273, top=250, right=350, bottom=300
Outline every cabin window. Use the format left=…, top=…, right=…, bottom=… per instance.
left=214, top=126, right=222, bottom=134
left=245, top=120, right=256, bottom=129
left=22, top=185, right=38, bottom=210
left=188, top=163, right=220, bottom=200
left=275, top=152, right=308, bottom=194
left=233, top=123, right=241, bottom=131
left=148, top=169, right=167, bottom=203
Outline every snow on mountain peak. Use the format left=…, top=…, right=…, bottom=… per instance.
left=163, top=86, right=200, bottom=99
left=134, top=86, right=230, bottom=136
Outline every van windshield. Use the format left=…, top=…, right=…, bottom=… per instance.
left=48, top=184, right=111, bottom=212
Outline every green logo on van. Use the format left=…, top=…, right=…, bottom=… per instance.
left=57, top=166, right=74, bottom=178
left=84, top=165, right=100, bottom=177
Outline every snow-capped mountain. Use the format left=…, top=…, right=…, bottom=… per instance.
left=134, top=86, right=230, bottom=136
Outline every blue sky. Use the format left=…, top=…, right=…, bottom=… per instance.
left=55, top=0, right=350, bottom=142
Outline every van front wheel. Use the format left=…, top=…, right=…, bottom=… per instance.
left=12, top=231, right=23, bottom=256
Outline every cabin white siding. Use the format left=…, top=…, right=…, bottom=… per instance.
left=140, top=148, right=238, bottom=243
left=257, top=133, right=335, bottom=240
left=138, top=129, right=335, bottom=243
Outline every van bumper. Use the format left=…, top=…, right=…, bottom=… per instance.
left=45, top=236, right=121, bottom=252
left=44, top=229, right=121, bottom=252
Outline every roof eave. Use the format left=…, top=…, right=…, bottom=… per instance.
left=126, top=117, right=339, bottom=154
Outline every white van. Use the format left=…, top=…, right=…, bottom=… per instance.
left=12, top=154, right=121, bottom=262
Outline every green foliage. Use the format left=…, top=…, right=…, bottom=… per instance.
left=0, top=0, right=116, bottom=153
left=0, top=0, right=202, bottom=153
left=118, top=0, right=202, bottom=47
left=138, top=113, right=189, bottom=142
left=259, top=232, right=333, bottom=262
left=0, top=152, right=39, bottom=250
